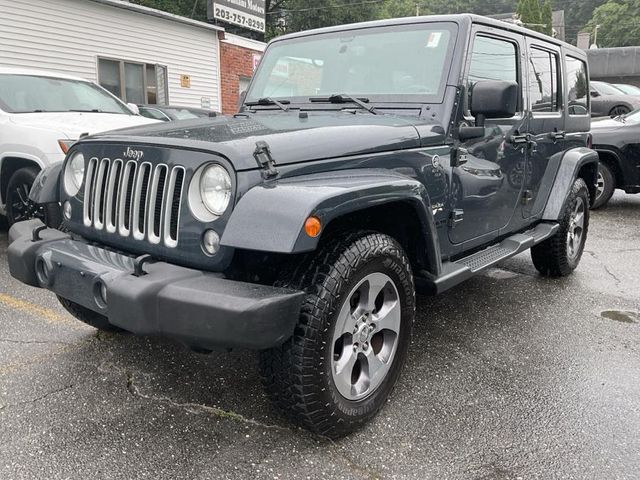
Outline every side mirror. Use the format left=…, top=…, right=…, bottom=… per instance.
left=237, top=91, right=247, bottom=112
left=590, top=91, right=600, bottom=98
left=470, top=80, right=518, bottom=127
left=127, top=103, right=140, bottom=115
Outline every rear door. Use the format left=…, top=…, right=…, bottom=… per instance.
left=522, top=38, right=565, bottom=218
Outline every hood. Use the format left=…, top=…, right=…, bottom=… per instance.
left=9, top=111, right=160, bottom=139
left=87, top=112, right=447, bottom=171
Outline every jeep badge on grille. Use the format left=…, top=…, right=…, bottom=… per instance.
left=123, top=147, right=144, bottom=161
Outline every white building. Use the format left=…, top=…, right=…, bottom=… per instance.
left=0, top=0, right=265, bottom=111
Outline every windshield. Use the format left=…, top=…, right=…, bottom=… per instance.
left=171, top=108, right=210, bottom=119
left=622, top=108, right=640, bottom=124
left=592, top=81, right=625, bottom=96
left=247, top=22, right=457, bottom=105
left=0, top=74, right=131, bottom=114
left=615, top=84, right=640, bottom=95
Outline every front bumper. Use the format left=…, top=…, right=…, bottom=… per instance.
left=8, top=220, right=305, bottom=350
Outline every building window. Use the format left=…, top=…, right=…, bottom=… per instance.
left=528, top=47, right=560, bottom=113
left=98, top=58, right=168, bottom=105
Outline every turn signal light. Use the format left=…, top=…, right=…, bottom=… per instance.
left=304, top=216, right=322, bottom=238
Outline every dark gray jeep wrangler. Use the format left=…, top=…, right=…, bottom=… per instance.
left=8, top=15, right=598, bottom=438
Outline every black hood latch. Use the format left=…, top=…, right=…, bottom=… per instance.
left=253, top=141, right=279, bottom=180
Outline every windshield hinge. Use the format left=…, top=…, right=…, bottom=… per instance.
left=254, top=141, right=279, bottom=179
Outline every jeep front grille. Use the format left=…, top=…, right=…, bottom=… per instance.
left=83, top=157, right=185, bottom=247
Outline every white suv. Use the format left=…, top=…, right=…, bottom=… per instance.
left=0, top=68, right=159, bottom=225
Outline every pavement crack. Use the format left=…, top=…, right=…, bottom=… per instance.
left=603, top=265, right=622, bottom=286
left=124, top=372, right=291, bottom=433
left=0, top=383, right=75, bottom=412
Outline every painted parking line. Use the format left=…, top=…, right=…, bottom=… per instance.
left=0, top=292, right=76, bottom=326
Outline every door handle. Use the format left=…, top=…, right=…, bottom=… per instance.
left=510, top=133, right=531, bottom=145
left=510, top=133, right=537, bottom=149
left=548, top=131, right=566, bottom=141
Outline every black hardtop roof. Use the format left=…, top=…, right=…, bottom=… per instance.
left=272, top=13, right=586, bottom=59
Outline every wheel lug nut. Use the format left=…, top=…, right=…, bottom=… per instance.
left=363, top=342, right=369, bottom=350
left=353, top=343, right=359, bottom=351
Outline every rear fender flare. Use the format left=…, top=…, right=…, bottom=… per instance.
left=221, top=169, right=441, bottom=274
left=542, top=147, right=599, bottom=220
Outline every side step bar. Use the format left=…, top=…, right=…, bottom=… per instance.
left=417, top=222, right=559, bottom=295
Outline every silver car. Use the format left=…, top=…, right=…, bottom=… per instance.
left=590, top=81, right=640, bottom=117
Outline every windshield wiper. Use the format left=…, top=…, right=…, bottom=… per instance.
left=309, top=94, right=378, bottom=115
left=245, top=97, right=290, bottom=112
left=68, top=109, right=104, bottom=113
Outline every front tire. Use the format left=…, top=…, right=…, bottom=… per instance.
left=259, top=232, right=415, bottom=438
left=592, top=162, right=615, bottom=209
left=5, top=167, right=60, bottom=227
left=531, top=178, right=590, bottom=277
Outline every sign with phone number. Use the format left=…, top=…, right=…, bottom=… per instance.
left=212, top=2, right=265, bottom=33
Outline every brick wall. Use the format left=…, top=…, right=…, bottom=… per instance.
left=219, top=40, right=261, bottom=115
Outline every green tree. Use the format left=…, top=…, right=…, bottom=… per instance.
left=541, top=0, right=553, bottom=36
left=585, top=0, right=640, bottom=47
left=518, top=0, right=543, bottom=33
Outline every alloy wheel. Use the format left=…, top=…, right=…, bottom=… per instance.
left=331, top=272, right=401, bottom=401
left=8, top=183, right=43, bottom=224
left=567, top=196, right=586, bottom=260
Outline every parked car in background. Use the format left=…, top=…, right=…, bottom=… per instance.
left=137, top=104, right=217, bottom=122
left=0, top=68, right=159, bottom=225
left=613, top=83, right=640, bottom=95
left=590, top=80, right=640, bottom=117
left=590, top=108, right=640, bottom=208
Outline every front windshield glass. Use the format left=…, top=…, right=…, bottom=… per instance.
left=592, top=81, right=625, bottom=96
left=623, top=108, right=640, bottom=123
left=0, top=74, right=131, bottom=114
left=615, top=84, right=640, bottom=95
left=247, top=22, right=457, bottom=104
left=171, top=108, right=209, bottom=119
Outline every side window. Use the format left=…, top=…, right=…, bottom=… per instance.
left=528, top=47, right=560, bottom=112
left=466, top=35, right=519, bottom=113
left=565, top=57, right=589, bottom=116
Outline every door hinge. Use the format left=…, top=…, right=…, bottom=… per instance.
left=449, top=209, right=464, bottom=227
left=521, top=190, right=534, bottom=204
left=253, top=141, right=279, bottom=179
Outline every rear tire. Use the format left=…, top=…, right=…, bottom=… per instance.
left=259, top=232, right=415, bottom=438
left=591, top=162, right=615, bottom=209
left=56, top=296, right=122, bottom=332
left=531, top=178, right=590, bottom=277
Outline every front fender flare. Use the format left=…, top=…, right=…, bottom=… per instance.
left=29, top=163, right=63, bottom=204
left=542, top=147, right=599, bottom=220
left=221, top=169, right=440, bottom=272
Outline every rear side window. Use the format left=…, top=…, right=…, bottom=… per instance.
left=528, top=47, right=560, bottom=112
left=466, top=35, right=519, bottom=112
left=565, top=56, right=589, bottom=115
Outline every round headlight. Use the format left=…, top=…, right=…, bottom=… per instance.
left=199, top=164, right=231, bottom=216
left=63, top=152, right=85, bottom=196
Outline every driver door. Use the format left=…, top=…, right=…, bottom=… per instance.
left=448, top=29, right=528, bottom=245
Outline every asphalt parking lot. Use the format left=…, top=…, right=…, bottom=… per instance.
left=0, top=192, right=638, bottom=480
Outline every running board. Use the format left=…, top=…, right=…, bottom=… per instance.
left=417, top=222, right=559, bottom=295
